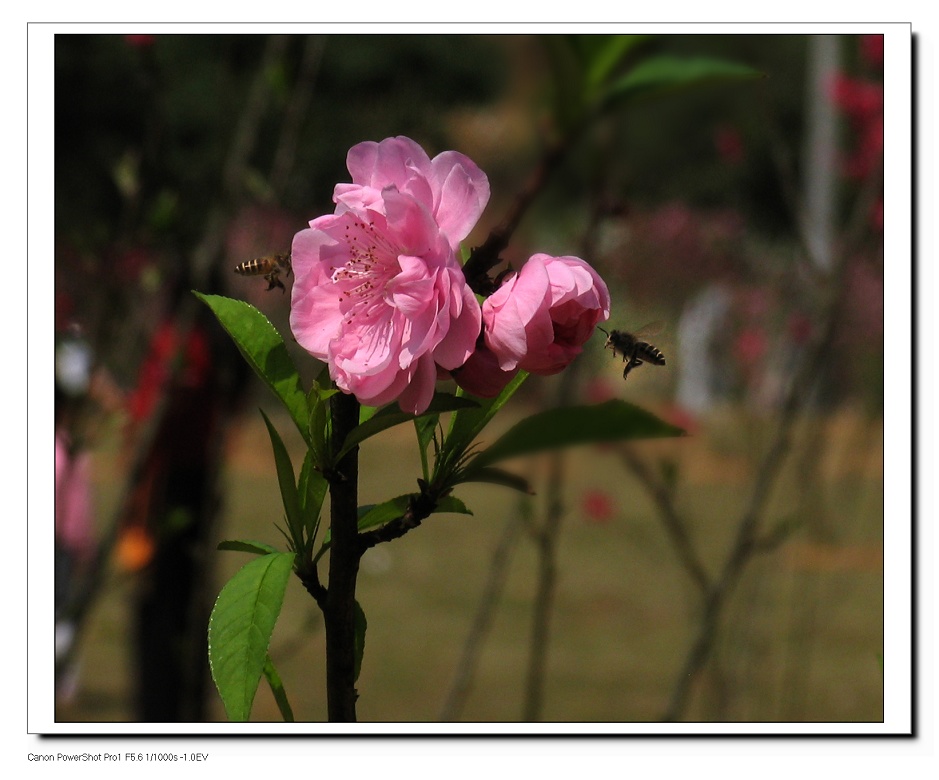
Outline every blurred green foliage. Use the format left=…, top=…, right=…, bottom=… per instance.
left=55, top=34, right=506, bottom=254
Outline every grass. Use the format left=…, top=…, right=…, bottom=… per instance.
left=60, top=398, right=884, bottom=724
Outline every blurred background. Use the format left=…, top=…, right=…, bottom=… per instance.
left=53, top=32, right=883, bottom=723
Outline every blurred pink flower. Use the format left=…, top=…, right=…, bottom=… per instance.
left=125, top=34, right=156, bottom=48
left=55, top=432, right=94, bottom=560
left=831, top=74, right=883, bottom=119
left=483, top=254, right=611, bottom=375
left=734, top=327, right=767, bottom=369
left=583, top=375, right=617, bottom=405
left=860, top=35, right=884, bottom=70
left=290, top=138, right=486, bottom=414
left=831, top=74, right=884, bottom=180
left=581, top=490, right=616, bottom=525
left=844, top=263, right=884, bottom=342
left=659, top=403, right=699, bottom=435
left=869, top=196, right=884, bottom=232
left=714, top=124, right=745, bottom=164
left=786, top=313, right=814, bottom=346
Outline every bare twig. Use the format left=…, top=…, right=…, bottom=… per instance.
left=522, top=448, right=565, bottom=721
left=438, top=511, right=525, bottom=721
left=462, top=137, right=570, bottom=296
left=269, top=35, right=326, bottom=196
left=661, top=155, right=883, bottom=722
left=617, top=447, right=712, bottom=596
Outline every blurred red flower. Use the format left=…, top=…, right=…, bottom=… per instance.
left=581, top=490, right=616, bottom=525
left=583, top=375, right=617, bottom=405
left=714, top=124, right=745, bottom=164
left=125, top=35, right=156, bottom=48
left=830, top=73, right=883, bottom=181
left=860, top=35, right=884, bottom=70
left=734, top=327, right=767, bottom=369
left=786, top=313, right=814, bottom=346
left=658, top=403, right=699, bottom=435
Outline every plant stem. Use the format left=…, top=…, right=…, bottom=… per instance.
left=462, top=137, right=568, bottom=296
left=323, top=391, right=361, bottom=722
left=522, top=451, right=564, bottom=721
left=438, top=510, right=524, bottom=721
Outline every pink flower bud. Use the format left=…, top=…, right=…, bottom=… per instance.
left=482, top=254, right=611, bottom=376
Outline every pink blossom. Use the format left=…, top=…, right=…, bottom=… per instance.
left=290, top=140, right=487, bottom=414
left=482, top=254, right=611, bottom=375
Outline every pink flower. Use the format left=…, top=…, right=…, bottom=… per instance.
left=290, top=138, right=488, bottom=414
left=482, top=254, right=611, bottom=375
left=581, top=490, right=616, bottom=525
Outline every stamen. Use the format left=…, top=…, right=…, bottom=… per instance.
left=330, top=217, right=399, bottom=324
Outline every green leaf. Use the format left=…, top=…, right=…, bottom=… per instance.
left=337, top=392, right=479, bottom=461
left=603, top=56, right=765, bottom=107
left=584, top=34, right=653, bottom=92
left=260, top=409, right=303, bottom=551
left=353, top=493, right=472, bottom=529
left=315, top=496, right=407, bottom=559
left=541, top=35, right=588, bottom=132
left=415, top=415, right=440, bottom=482
left=262, top=655, right=294, bottom=722
left=297, top=450, right=328, bottom=552
left=316, top=494, right=472, bottom=559
left=356, top=495, right=412, bottom=533
left=308, top=385, right=332, bottom=468
left=217, top=539, right=281, bottom=556
left=208, top=552, right=295, bottom=722
left=195, top=293, right=311, bottom=446
left=434, top=495, right=473, bottom=515
left=444, top=372, right=529, bottom=465
left=353, top=601, right=367, bottom=683
left=465, top=400, right=685, bottom=473
left=457, top=466, right=533, bottom=495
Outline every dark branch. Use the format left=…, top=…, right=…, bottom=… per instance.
left=462, top=138, right=568, bottom=296
left=357, top=490, right=442, bottom=552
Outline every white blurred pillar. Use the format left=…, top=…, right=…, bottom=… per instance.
left=802, top=35, right=841, bottom=273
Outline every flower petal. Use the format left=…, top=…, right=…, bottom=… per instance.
left=431, top=151, right=490, bottom=245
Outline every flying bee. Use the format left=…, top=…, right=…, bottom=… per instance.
left=233, top=253, right=292, bottom=293
left=599, top=322, right=667, bottom=380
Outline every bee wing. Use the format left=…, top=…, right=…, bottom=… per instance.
left=633, top=320, right=666, bottom=339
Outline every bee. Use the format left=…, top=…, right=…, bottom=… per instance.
left=599, top=322, right=667, bottom=380
left=233, top=253, right=292, bottom=293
